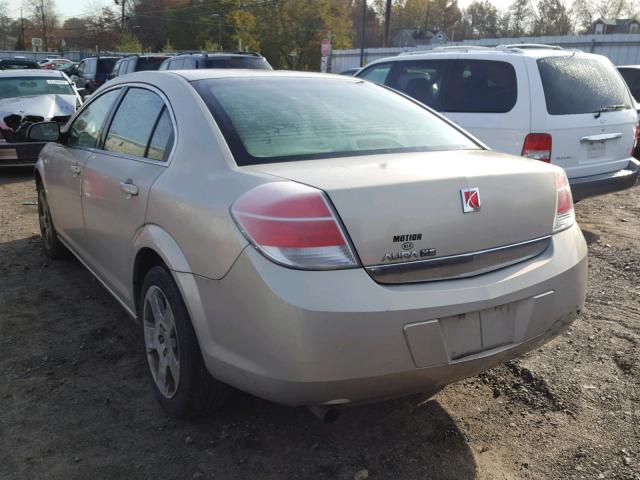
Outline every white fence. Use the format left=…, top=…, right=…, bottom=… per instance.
left=331, top=34, right=640, bottom=73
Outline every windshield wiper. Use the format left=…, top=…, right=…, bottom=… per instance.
left=593, top=104, right=627, bottom=118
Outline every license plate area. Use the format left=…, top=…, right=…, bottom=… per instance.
left=586, top=141, right=606, bottom=160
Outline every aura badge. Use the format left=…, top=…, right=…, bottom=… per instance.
left=461, top=187, right=481, bottom=213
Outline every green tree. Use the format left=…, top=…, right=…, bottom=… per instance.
left=534, top=0, right=573, bottom=35
left=115, top=31, right=142, bottom=52
left=464, top=0, right=500, bottom=38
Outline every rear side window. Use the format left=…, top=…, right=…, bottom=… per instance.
left=358, top=63, right=392, bottom=85
left=392, top=60, right=452, bottom=109
left=98, top=59, right=117, bottom=74
left=104, top=88, right=165, bottom=157
left=537, top=55, right=633, bottom=115
left=146, top=109, right=175, bottom=161
left=136, top=57, right=166, bottom=71
left=619, top=68, right=640, bottom=101
left=205, top=57, right=272, bottom=70
left=443, top=60, right=517, bottom=113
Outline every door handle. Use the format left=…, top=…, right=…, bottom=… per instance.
left=119, top=181, right=139, bottom=197
left=70, top=163, right=81, bottom=176
left=580, top=132, right=622, bottom=142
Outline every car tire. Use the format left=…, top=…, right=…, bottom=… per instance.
left=140, top=266, right=230, bottom=418
left=37, top=187, right=66, bottom=259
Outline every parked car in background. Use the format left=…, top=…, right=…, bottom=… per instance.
left=158, top=51, right=272, bottom=71
left=58, top=62, right=79, bottom=77
left=72, top=56, right=121, bottom=95
left=339, top=67, right=361, bottom=76
left=109, top=54, right=171, bottom=80
left=0, top=69, right=81, bottom=166
left=357, top=45, right=639, bottom=201
left=38, top=55, right=61, bottom=64
left=30, top=70, right=586, bottom=419
left=40, top=59, right=72, bottom=70
left=0, top=58, right=40, bottom=70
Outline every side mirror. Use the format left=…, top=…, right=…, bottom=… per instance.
left=27, top=122, right=61, bottom=142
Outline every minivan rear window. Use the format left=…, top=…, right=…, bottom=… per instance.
left=537, top=55, right=632, bottom=115
left=194, top=77, right=479, bottom=166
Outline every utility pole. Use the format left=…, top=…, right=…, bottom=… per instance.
left=121, top=0, right=126, bottom=31
left=39, top=0, right=47, bottom=51
left=20, top=9, right=25, bottom=51
left=359, top=0, right=366, bottom=67
left=383, top=0, right=392, bottom=48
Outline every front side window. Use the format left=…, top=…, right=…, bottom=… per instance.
left=194, top=77, right=479, bottom=166
left=443, top=60, right=517, bottom=113
left=538, top=55, right=633, bottom=115
left=84, top=59, right=97, bottom=75
left=391, top=60, right=452, bottom=109
left=68, top=89, right=120, bottom=148
left=358, top=63, right=392, bottom=85
left=104, top=88, right=165, bottom=157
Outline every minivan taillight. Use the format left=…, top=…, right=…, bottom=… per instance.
left=553, top=170, right=575, bottom=233
left=522, top=133, right=552, bottom=163
left=231, top=182, right=359, bottom=270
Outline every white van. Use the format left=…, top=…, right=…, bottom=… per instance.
left=356, top=45, right=639, bottom=200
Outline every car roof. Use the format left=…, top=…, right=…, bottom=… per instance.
left=618, top=65, right=640, bottom=69
left=108, top=69, right=354, bottom=85
left=366, top=45, right=592, bottom=67
left=0, top=69, right=65, bottom=78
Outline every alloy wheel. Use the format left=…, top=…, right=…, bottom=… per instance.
left=143, top=285, right=181, bottom=399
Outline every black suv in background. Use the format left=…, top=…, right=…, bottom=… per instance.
left=0, top=58, right=40, bottom=70
left=72, top=56, right=120, bottom=94
left=158, top=51, right=272, bottom=70
left=109, top=54, right=170, bottom=79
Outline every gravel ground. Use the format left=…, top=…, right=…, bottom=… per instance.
left=1, top=168, right=638, bottom=480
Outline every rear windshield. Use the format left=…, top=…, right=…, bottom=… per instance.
left=537, top=55, right=632, bottom=115
left=97, top=58, right=118, bottom=74
left=0, top=77, right=74, bottom=99
left=205, top=57, right=272, bottom=70
left=194, top=77, right=479, bottom=166
left=136, top=57, right=167, bottom=71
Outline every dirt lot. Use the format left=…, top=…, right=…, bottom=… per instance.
left=1, top=168, right=638, bottom=480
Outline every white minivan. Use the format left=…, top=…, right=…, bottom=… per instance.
left=356, top=45, right=639, bottom=200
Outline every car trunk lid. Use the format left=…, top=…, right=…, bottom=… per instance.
left=246, top=150, right=558, bottom=276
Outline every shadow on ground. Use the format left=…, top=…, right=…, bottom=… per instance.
left=1, top=235, right=478, bottom=480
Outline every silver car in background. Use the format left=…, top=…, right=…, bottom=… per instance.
left=30, top=70, right=587, bottom=419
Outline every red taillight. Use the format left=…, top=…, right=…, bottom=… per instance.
left=522, top=133, right=552, bottom=163
left=231, top=182, right=358, bottom=269
left=553, top=169, right=574, bottom=233
left=632, top=123, right=639, bottom=156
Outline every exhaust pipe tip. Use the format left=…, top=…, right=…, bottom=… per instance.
left=308, top=405, right=341, bottom=423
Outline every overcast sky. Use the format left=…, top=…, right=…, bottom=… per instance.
left=14, top=0, right=516, bottom=20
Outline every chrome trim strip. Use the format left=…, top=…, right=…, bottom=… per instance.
left=580, top=132, right=622, bottom=142
left=366, top=236, right=552, bottom=284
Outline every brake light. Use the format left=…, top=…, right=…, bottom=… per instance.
left=522, top=133, right=552, bottom=163
left=553, top=170, right=575, bottom=233
left=231, top=182, right=358, bottom=270
left=632, top=123, right=639, bottom=156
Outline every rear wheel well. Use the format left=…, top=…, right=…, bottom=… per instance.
left=133, top=248, right=167, bottom=315
left=35, top=170, right=42, bottom=190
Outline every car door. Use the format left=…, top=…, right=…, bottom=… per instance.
left=44, top=88, right=122, bottom=256
left=81, top=86, right=175, bottom=306
left=73, top=60, right=86, bottom=88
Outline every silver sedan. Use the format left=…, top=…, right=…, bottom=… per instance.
left=29, top=70, right=587, bottom=419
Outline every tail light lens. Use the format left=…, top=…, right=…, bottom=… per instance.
left=231, top=182, right=359, bottom=270
left=632, top=123, right=639, bottom=156
left=553, top=170, right=575, bottom=233
left=522, top=133, right=552, bottom=163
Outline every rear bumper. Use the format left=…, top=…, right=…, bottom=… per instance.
left=569, top=158, right=639, bottom=202
left=179, top=224, right=587, bottom=407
